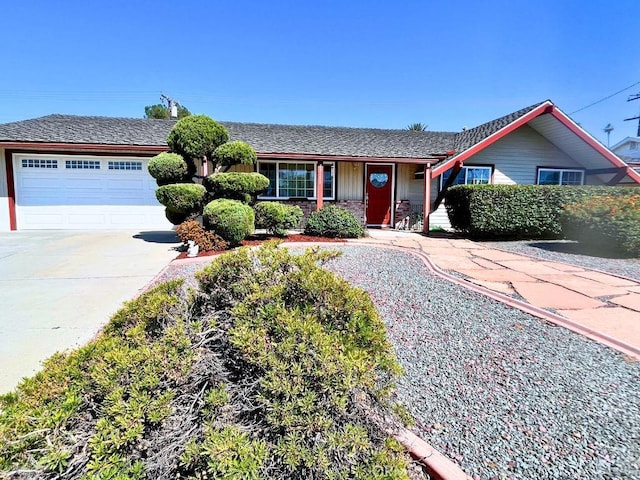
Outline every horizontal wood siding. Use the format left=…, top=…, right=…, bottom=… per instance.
left=228, top=164, right=254, bottom=173
left=465, top=124, right=580, bottom=185
left=337, top=162, right=364, bottom=201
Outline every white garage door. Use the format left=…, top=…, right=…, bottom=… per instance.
left=14, top=154, right=172, bottom=230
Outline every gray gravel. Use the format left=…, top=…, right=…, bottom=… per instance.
left=324, top=246, right=640, bottom=480
left=481, top=240, right=640, bottom=282
left=150, top=247, right=640, bottom=480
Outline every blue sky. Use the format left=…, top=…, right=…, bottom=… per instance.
left=1, top=0, right=639, bottom=145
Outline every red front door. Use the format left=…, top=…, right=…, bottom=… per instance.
left=366, top=164, right=393, bottom=226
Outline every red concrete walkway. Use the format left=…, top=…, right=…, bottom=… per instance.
left=350, top=231, right=640, bottom=360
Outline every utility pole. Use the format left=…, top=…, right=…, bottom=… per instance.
left=624, top=93, right=640, bottom=136
left=160, top=94, right=178, bottom=119
left=604, top=123, right=614, bottom=147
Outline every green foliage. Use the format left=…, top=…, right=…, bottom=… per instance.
left=254, top=202, right=304, bottom=236
left=166, top=115, right=229, bottom=164
left=0, top=280, right=189, bottom=477
left=147, top=152, right=190, bottom=186
left=203, top=199, right=255, bottom=246
left=155, top=183, right=207, bottom=215
left=204, top=172, right=270, bottom=203
left=0, top=244, right=412, bottom=480
left=194, top=244, right=407, bottom=479
left=175, top=219, right=229, bottom=252
left=444, top=184, right=638, bottom=239
left=213, top=141, right=258, bottom=168
left=304, top=204, right=365, bottom=238
left=180, top=425, right=267, bottom=479
left=561, top=194, right=640, bottom=256
left=406, top=122, right=428, bottom=131
left=144, top=103, right=191, bottom=119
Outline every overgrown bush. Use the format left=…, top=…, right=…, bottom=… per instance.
left=147, top=152, right=190, bottom=186
left=561, top=194, right=640, bottom=256
left=0, top=244, right=413, bottom=480
left=204, top=172, right=270, bottom=203
left=254, top=202, right=303, bottom=236
left=212, top=141, right=257, bottom=168
left=175, top=220, right=228, bottom=252
left=155, top=183, right=207, bottom=217
left=305, top=204, right=364, bottom=238
left=445, top=184, right=637, bottom=239
left=166, top=115, right=229, bottom=165
left=203, top=199, right=255, bottom=246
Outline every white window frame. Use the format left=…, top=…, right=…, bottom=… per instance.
left=257, top=160, right=335, bottom=200
left=537, top=168, right=584, bottom=185
left=440, top=165, right=493, bottom=189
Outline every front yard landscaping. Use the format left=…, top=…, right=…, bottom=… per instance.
left=0, top=244, right=421, bottom=480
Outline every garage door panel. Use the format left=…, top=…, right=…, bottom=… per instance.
left=14, top=156, right=172, bottom=230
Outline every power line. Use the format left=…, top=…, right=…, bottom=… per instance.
left=569, top=80, right=640, bottom=115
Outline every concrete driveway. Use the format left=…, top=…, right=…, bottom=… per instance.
left=0, top=230, right=180, bottom=394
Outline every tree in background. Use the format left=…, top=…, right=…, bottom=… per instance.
left=144, top=103, right=191, bottom=119
left=406, top=122, right=428, bottom=131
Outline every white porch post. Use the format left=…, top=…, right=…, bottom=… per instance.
left=316, top=161, right=324, bottom=211
left=422, top=163, right=431, bottom=234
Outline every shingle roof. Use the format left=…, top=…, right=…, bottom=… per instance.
left=0, top=114, right=457, bottom=159
left=454, top=100, right=548, bottom=152
left=0, top=102, right=552, bottom=160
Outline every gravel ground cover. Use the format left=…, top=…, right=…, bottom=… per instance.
left=481, top=240, right=640, bottom=282
left=148, top=246, right=640, bottom=480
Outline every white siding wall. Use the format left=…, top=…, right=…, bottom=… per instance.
left=0, top=149, right=10, bottom=231
left=337, top=162, right=364, bottom=201
left=429, top=124, right=584, bottom=230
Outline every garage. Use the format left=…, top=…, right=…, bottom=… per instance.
left=13, top=154, right=171, bottom=230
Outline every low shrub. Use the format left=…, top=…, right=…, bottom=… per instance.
left=444, top=184, right=637, bottom=239
left=203, top=199, right=255, bottom=246
left=175, top=220, right=228, bottom=252
left=304, top=204, right=364, bottom=238
left=212, top=141, right=257, bottom=168
left=155, top=183, right=207, bottom=215
left=254, top=201, right=303, bottom=236
left=147, top=152, right=190, bottom=186
left=561, top=194, right=640, bottom=256
left=204, top=172, right=270, bottom=203
left=0, top=245, right=412, bottom=479
left=164, top=208, right=190, bottom=225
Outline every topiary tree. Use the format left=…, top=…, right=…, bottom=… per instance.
left=147, top=152, right=190, bottom=186
left=203, top=199, right=255, bottom=246
left=204, top=172, right=269, bottom=203
left=152, top=114, right=264, bottom=245
left=212, top=141, right=257, bottom=170
left=166, top=115, right=229, bottom=175
left=156, top=183, right=207, bottom=225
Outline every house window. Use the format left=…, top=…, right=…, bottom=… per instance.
left=108, top=161, right=142, bottom=171
left=21, top=159, right=57, bottom=168
left=630, top=142, right=638, bottom=151
left=537, top=168, right=584, bottom=185
left=258, top=161, right=335, bottom=199
left=441, top=166, right=492, bottom=188
left=65, top=160, right=101, bottom=170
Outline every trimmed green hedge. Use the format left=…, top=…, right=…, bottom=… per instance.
left=155, top=183, right=207, bottom=214
left=204, top=172, right=269, bottom=202
left=254, top=202, right=303, bottom=236
left=203, top=199, right=255, bottom=246
left=561, top=194, right=640, bottom=256
left=444, top=185, right=638, bottom=239
left=147, top=152, right=190, bottom=186
left=304, top=205, right=364, bottom=238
